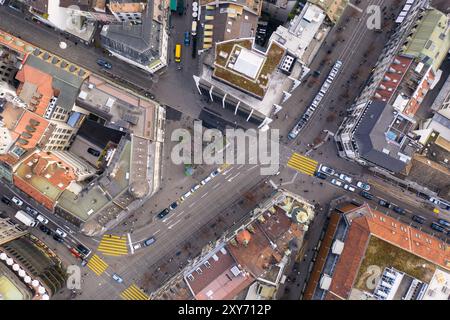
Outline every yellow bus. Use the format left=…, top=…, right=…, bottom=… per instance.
left=175, top=44, right=181, bottom=63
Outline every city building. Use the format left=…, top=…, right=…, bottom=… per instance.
left=269, top=2, right=328, bottom=65
left=261, top=0, right=296, bottom=23
left=54, top=74, right=165, bottom=236
left=100, top=0, right=170, bottom=74
left=198, top=2, right=259, bottom=50
left=0, top=233, right=66, bottom=299
left=153, top=189, right=315, bottom=300
left=335, top=0, right=450, bottom=173
left=307, top=0, right=348, bottom=24
left=0, top=217, right=27, bottom=246
left=108, top=1, right=146, bottom=23
left=304, top=202, right=450, bottom=300
left=22, top=0, right=98, bottom=44
left=195, top=37, right=308, bottom=129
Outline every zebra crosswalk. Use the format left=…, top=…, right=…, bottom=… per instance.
left=97, top=234, right=128, bottom=256
left=287, top=153, right=318, bottom=176
left=87, top=254, right=108, bottom=276
left=121, top=284, right=149, bottom=300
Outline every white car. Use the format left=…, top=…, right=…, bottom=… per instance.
left=190, top=184, right=201, bottom=193
left=36, top=215, right=49, bottom=224
left=429, top=197, right=440, bottom=205
left=12, top=196, right=23, bottom=206
left=320, top=165, right=335, bottom=175
left=339, top=174, right=352, bottom=183
left=55, top=228, right=67, bottom=238
left=356, top=181, right=371, bottom=191
left=180, top=191, right=192, bottom=201
left=133, top=243, right=142, bottom=250
left=201, top=176, right=212, bottom=185
left=343, top=184, right=356, bottom=192
left=331, top=179, right=343, bottom=187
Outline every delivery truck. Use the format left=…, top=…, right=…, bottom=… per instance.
left=14, top=210, right=37, bottom=227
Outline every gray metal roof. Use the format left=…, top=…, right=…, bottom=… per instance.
left=26, top=54, right=83, bottom=111
left=354, top=101, right=409, bottom=173
left=101, top=4, right=161, bottom=60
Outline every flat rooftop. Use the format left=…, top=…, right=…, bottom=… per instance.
left=213, top=39, right=286, bottom=99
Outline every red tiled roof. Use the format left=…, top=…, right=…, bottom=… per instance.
left=13, top=110, right=49, bottom=149
left=325, top=204, right=450, bottom=300
left=373, top=55, right=413, bottom=103
left=404, top=67, right=435, bottom=116
left=15, top=65, right=54, bottom=117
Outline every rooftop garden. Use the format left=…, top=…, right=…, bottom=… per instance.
left=213, top=40, right=285, bottom=98
left=354, top=236, right=437, bottom=293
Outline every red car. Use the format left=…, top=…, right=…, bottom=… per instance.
left=69, top=247, right=81, bottom=259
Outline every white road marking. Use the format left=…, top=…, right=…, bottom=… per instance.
left=228, top=172, right=241, bottom=182
left=201, top=192, right=208, bottom=199
left=127, top=233, right=134, bottom=255
left=168, top=219, right=182, bottom=229
left=247, top=165, right=259, bottom=172
left=237, top=164, right=245, bottom=169
left=175, top=210, right=185, bottom=217
left=188, top=202, right=196, bottom=208
left=348, top=2, right=363, bottom=13
left=269, top=179, right=278, bottom=189
left=153, top=229, right=161, bottom=235
left=212, top=182, right=221, bottom=189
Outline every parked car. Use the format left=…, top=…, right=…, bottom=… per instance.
left=343, top=184, right=356, bottom=192
left=169, top=201, right=179, bottom=210
left=360, top=191, right=374, bottom=200
left=157, top=208, right=170, bottom=219
left=11, top=196, right=23, bottom=207
left=180, top=191, right=192, bottom=201
left=96, top=58, right=112, bottom=69
left=429, top=197, right=440, bottom=205
left=338, top=174, right=352, bottom=183
left=87, top=147, right=100, bottom=157
left=1, top=196, right=11, bottom=205
left=190, top=184, right=201, bottom=193
left=53, top=234, right=64, bottom=243
left=331, top=179, right=343, bottom=187
left=112, top=273, right=124, bottom=283
left=356, top=181, right=371, bottom=191
left=69, top=247, right=81, bottom=258
left=76, top=244, right=91, bottom=257
left=437, top=219, right=450, bottom=228
left=36, top=214, right=49, bottom=224
left=201, top=176, right=212, bottom=185
left=39, top=225, right=52, bottom=235
left=412, top=215, right=426, bottom=224
left=430, top=222, right=446, bottom=233
left=25, top=207, right=38, bottom=216
left=209, top=169, right=220, bottom=178
left=81, top=259, right=88, bottom=267
left=55, top=228, right=67, bottom=238
left=392, top=206, right=405, bottom=215
left=315, top=171, right=328, bottom=180
left=320, top=165, right=335, bottom=175
left=184, top=31, right=190, bottom=45
left=143, top=237, right=156, bottom=246
left=133, top=243, right=142, bottom=250
left=378, top=199, right=390, bottom=208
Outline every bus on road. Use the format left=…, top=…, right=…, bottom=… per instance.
left=175, top=44, right=182, bottom=63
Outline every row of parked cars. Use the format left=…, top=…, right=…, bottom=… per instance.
left=315, top=164, right=371, bottom=194
left=358, top=187, right=450, bottom=236
left=288, top=60, right=343, bottom=140
left=157, top=167, right=224, bottom=220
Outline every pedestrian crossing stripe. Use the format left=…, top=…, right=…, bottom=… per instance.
left=121, top=284, right=149, bottom=300
left=287, top=153, right=318, bottom=176
left=87, top=254, right=108, bottom=276
left=97, top=234, right=128, bottom=256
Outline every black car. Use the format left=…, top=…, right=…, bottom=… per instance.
left=438, top=219, right=450, bottom=229
left=53, top=234, right=64, bottom=243
left=392, top=206, right=405, bottom=215
left=87, top=147, right=100, bottom=157
left=1, top=196, right=11, bottom=205
left=378, top=199, right=390, bottom=208
left=169, top=201, right=178, bottom=210
left=360, top=191, right=374, bottom=200
left=157, top=208, right=170, bottom=219
left=315, top=171, right=328, bottom=180
left=430, top=222, right=446, bottom=233
left=76, top=244, right=91, bottom=257
left=412, top=215, right=426, bottom=224
left=25, top=206, right=38, bottom=216
left=39, top=225, right=52, bottom=235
